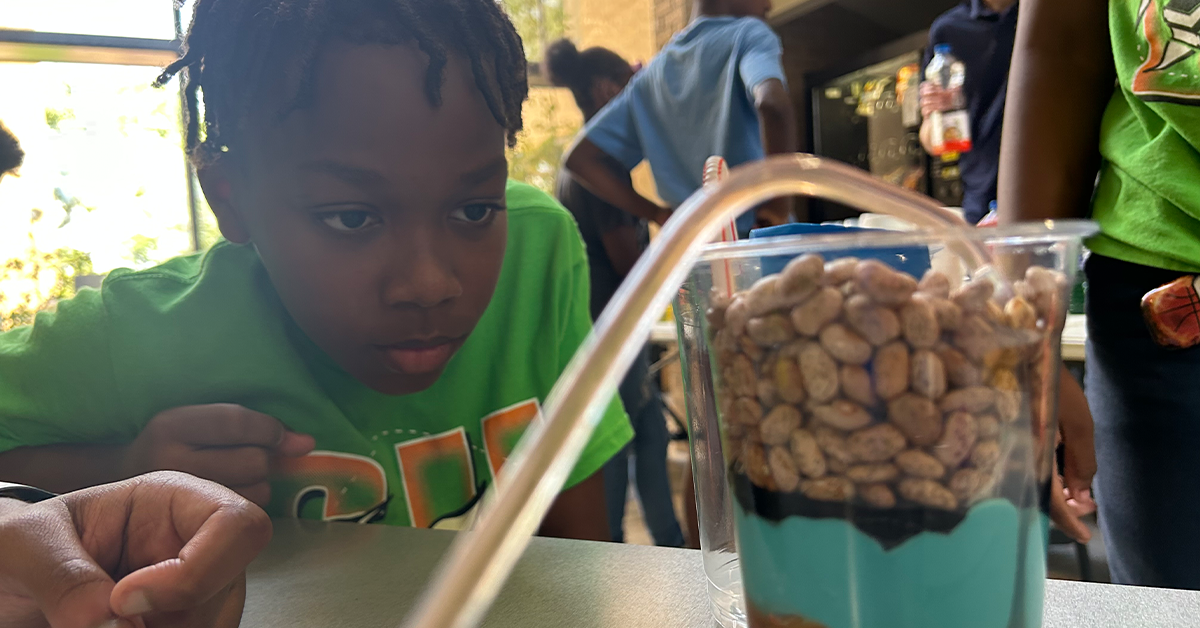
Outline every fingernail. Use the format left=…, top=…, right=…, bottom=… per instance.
left=120, top=590, right=153, bottom=616
left=93, top=619, right=135, bottom=628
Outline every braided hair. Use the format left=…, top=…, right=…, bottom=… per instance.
left=155, top=0, right=529, bottom=164
left=0, top=121, right=23, bottom=178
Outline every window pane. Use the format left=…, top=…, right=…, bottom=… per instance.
left=500, top=0, right=564, bottom=62
left=0, top=61, right=194, bottom=328
left=0, top=0, right=177, bottom=40
left=507, top=87, right=580, bottom=193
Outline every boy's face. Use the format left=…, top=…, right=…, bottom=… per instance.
left=202, top=43, right=509, bottom=395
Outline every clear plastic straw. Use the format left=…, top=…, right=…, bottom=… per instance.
left=403, top=155, right=976, bottom=628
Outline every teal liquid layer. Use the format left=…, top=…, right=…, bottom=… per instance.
left=735, top=499, right=1049, bottom=628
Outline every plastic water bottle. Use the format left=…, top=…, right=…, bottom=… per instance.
left=978, top=200, right=999, bottom=227
left=925, top=44, right=972, bottom=156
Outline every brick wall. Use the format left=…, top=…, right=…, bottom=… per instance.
left=571, top=0, right=657, bottom=64
left=654, top=0, right=691, bottom=50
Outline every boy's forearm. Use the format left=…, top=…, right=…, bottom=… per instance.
left=565, top=139, right=669, bottom=224
left=997, top=0, right=1114, bottom=224
left=755, top=79, right=798, bottom=224
left=755, top=79, right=798, bottom=158
left=0, top=444, right=131, bottom=494
left=919, top=118, right=935, bottom=155
left=539, top=471, right=610, bottom=541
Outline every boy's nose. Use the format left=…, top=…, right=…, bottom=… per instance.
left=382, top=238, right=463, bottom=309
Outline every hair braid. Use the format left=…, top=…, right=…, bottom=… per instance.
left=154, top=0, right=529, bottom=164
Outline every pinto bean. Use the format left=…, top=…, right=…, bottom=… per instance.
left=820, top=323, right=873, bottom=365
left=873, top=341, right=910, bottom=400
left=791, top=287, right=844, bottom=336
left=845, top=295, right=902, bottom=346
left=900, top=294, right=940, bottom=349
left=911, top=349, right=948, bottom=399
left=888, top=393, right=942, bottom=446
left=798, top=342, right=840, bottom=403
left=855, top=259, right=918, bottom=305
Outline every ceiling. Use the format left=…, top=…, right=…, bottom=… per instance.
left=771, top=0, right=960, bottom=36
left=769, top=0, right=834, bottom=24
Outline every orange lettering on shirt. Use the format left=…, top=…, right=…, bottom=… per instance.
left=479, top=398, right=542, bottom=481
left=275, top=451, right=388, bottom=522
left=394, top=427, right=477, bottom=528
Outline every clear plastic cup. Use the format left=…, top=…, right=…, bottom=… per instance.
left=693, top=222, right=1092, bottom=628
left=402, top=156, right=1085, bottom=628
left=675, top=280, right=747, bottom=627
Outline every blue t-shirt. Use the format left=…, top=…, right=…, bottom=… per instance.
left=923, top=0, right=1018, bottom=224
left=583, top=16, right=787, bottom=233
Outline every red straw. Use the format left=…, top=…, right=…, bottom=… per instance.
left=703, top=156, right=738, bottom=297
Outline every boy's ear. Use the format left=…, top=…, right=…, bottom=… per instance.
left=196, top=161, right=252, bottom=244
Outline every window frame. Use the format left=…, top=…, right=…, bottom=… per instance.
left=0, top=13, right=203, bottom=251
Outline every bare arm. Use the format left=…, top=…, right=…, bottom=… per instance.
left=997, top=0, right=1114, bottom=223
left=538, top=471, right=610, bottom=541
left=565, top=139, right=671, bottom=225
left=0, top=405, right=313, bottom=505
left=0, top=444, right=130, bottom=494
left=754, top=78, right=798, bottom=225
left=917, top=81, right=953, bottom=155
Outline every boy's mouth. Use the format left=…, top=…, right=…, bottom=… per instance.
left=377, top=337, right=465, bottom=375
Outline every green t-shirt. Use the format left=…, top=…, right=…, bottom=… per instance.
left=1090, top=0, right=1200, bottom=272
left=0, top=180, right=632, bottom=527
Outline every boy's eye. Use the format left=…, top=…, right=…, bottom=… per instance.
left=320, top=210, right=381, bottom=233
left=450, top=204, right=502, bottom=224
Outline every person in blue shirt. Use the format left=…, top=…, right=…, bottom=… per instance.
left=563, top=0, right=796, bottom=237
left=547, top=39, right=686, bottom=547
left=918, top=0, right=1018, bottom=224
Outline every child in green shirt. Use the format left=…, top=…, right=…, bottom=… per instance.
left=1000, top=0, right=1200, bottom=588
left=0, top=0, right=632, bottom=539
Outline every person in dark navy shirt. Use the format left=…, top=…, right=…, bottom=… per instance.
left=919, top=0, right=1018, bottom=223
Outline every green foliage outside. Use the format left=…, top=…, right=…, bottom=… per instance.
left=500, top=0, right=581, bottom=194
left=0, top=207, right=94, bottom=332
left=1, top=77, right=185, bottom=330
left=502, top=0, right=565, bottom=63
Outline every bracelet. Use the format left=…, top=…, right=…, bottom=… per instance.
left=0, top=482, right=57, bottom=504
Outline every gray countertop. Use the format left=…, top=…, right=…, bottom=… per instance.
left=244, top=520, right=1200, bottom=627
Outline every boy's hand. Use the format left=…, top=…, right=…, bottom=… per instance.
left=919, top=81, right=953, bottom=117
left=124, top=405, right=316, bottom=507
left=1048, top=368, right=1097, bottom=543
left=755, top=198, right=793, bottom=229
left=0, top=471, right=270, bottom=628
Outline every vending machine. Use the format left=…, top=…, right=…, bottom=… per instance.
left=806, top=33, right=964, bottom=223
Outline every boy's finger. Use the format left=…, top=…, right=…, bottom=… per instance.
left=275, top=431, right=316, bottom=458
left=1048, top=474, right=1091, bottom=544
left=182, top=447, right=271, bottom=487
left=1066, top=489, right=1097, bottom=517
left=169, top=405, right=286, bottom=448
left=110, top=499, right=271, bottom=617
left=1057, top=366, right=1097, bottom=489
left=0, top=504, right=132, bottom=628
left=231, top=483, right=272, bottom=508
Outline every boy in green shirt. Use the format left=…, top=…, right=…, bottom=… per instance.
left=0, top=0, right=632, bottom=539
left=1000, top=0, right=1200, bottom=588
